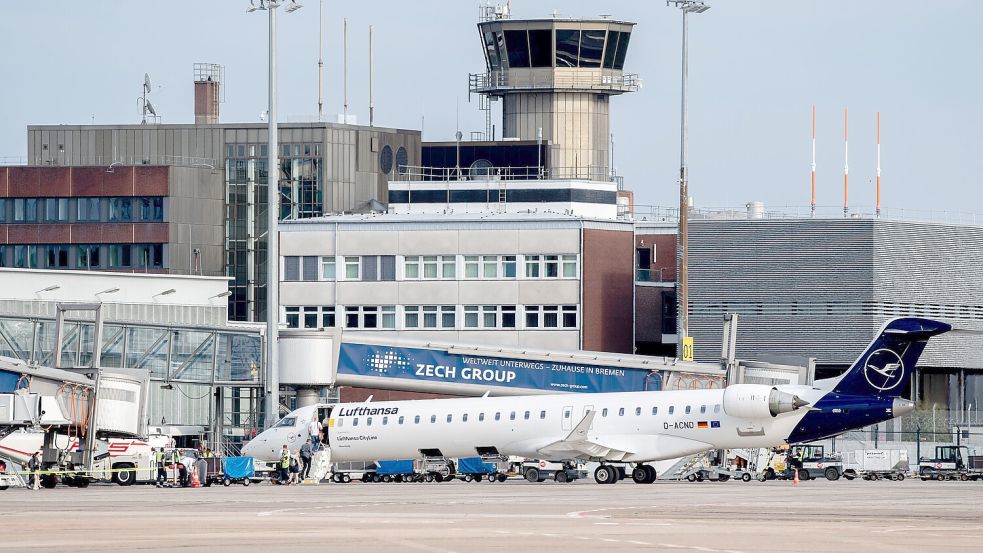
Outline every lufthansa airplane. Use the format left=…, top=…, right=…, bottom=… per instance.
left=242, top=317, right=948, bottom=483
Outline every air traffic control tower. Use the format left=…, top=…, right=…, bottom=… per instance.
left=469, top=8, right=637, bottom=179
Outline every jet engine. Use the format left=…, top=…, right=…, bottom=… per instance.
left=722, top=384, right=809, bottom=419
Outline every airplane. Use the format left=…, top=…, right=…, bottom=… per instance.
left=242, top=317, right=948, bottom=484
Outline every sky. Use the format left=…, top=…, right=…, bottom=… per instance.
left=1, top=0, right=980, bottom=215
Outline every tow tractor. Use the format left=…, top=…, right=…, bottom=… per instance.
left=521, top=459, right=586, bottom=483
left=918, top=445, right=983, bottom=481
left=788, top=444, right=844, bottom=481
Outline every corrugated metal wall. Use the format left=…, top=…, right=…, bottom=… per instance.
left=688, top=219, right=983, bottom=370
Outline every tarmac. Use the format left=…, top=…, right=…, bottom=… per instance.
left=1, top=478, right=981, bottom=553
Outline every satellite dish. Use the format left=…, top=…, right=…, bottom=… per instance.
left=146, top=100, right=157, bottom=116
left=144, top=73, right=152, bottom=93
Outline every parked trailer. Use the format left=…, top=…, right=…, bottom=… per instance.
left=681, top=466, right=753, bottom=483
left=842, top=449, right=908, bottom=481
left=457, top=456, right=508, bottom=483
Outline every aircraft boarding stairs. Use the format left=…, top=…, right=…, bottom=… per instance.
left=307, top=448, right=332, bottom=483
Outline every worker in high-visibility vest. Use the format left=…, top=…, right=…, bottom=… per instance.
left=279, top=445, right=291, bottom=484
left=154, top=448, right=167, bottom=487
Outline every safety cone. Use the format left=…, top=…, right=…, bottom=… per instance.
left=191, top=470, right=201, bottom=488
left=793, top=468, right=800, bottom=486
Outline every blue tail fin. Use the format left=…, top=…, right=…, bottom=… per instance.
left=832, top=318, right=950, bottom=396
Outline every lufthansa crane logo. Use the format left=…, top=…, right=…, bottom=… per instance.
left=863, top=348, right=905, bottom=391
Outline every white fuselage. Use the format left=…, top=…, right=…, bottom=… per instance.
left=243, top=385, right=824, bottom=464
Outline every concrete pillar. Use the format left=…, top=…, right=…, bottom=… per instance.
left=295, top=387, right=322, bottom=408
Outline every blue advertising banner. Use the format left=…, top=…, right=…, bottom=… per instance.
left=0, top=370, right=22, bottom=393
left=337, top=343, right=662, bottom=394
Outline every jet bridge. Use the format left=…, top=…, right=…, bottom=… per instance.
left=277, top=313, right=813, bottom=404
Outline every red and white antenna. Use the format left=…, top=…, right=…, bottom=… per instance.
left=876, top=112, right=881, bottom=218
left=843, top=108, right=849, bottom=217
left=811, top=104, right=817, bottom=218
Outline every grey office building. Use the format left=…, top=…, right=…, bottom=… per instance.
left=687, top=217, right=983, bottom=415
left=26, top=122, right=420, bottom=321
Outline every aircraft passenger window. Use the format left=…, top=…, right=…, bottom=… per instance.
left=479, top=413, right=485, bottom=422
left=431, top=415, right=437, bottom=423
left=602, top=408, right=608, bottom=417
left=618, top=408, right=625, bottom=416
left=447, top=414, right=453, bottom=423
left=714, top=404, right=721, bottom=413
left=367, top=417, right=373, bottom=426
left=353, top=418, right=359, bottom=427
left=463, top=414, right=469, bottom=422
left=398, top=416, right=404, bottom=425
left=700, top=405, right=706, bottom=414
left=685, top=406, right=691, bottom=414
left=651, top=406, right=658, bottom=415
left=337, top=419, right=344, bottom=427
left=495, top=412, right=501, bottom=421
left=523, top=411, right=530, bottom=420
left=668, top=406, right=675, bottom=414
left=509, top=412, right=516, bottom=421
left=635, top=407, right=641, bottom=416
left=414, top=415, right=420, bottom=424
left=540, top=410, right=546, bottom=419
left=383, top=416, right=388, bottom=425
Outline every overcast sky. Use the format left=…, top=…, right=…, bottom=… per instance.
left=1, top=1, right=980, bottom=214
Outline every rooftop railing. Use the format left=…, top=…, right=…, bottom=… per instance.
left=469, top=71, right=640, bottom=94
left=392, top=164, right=618, bottom=183
left=628, top=204, right=979, bottom=226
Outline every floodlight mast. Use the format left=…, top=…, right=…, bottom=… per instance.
left=247, top=0, right=303, bottom=428
left=666, top=0, right=709, bottom=357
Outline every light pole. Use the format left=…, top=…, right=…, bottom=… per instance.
left=667, top=0, right=709, bottom=358
left=248, top=0, right=303, bottom=427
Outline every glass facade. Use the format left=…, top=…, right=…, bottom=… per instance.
left=225, top=142, right=324, bottom=322
left=480, top=26, right=632, bottom=72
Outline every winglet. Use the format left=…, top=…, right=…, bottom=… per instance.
left=565, top=410, right=595, bottom=442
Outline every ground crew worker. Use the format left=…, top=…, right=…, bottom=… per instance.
left=28, top=452, right=41, bottom=490
left=279, top=445, right=291, bottom=484
left=155, top=448, right=167, bottom=486
left=300, top=439, right=313, bottom=480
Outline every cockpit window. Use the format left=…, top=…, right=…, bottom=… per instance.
left=274, top=417, right=297, bottom=428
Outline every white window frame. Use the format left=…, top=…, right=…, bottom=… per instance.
left=320, top=256, right=336, bottom=280
left=404, top=255, right=421, bottom=279
left=464, top=255, right=480, bottom=279
left=343, top=256, right=360, bottom=280
left=561, top=254, right=578, bottom=278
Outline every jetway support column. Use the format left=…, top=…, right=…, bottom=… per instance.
left=295, top=388, right=321, bottom=408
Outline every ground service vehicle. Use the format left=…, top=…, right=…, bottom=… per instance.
left=521, top=459, right=586, bottom=483
left=918, top=445, right=983, bottom=481
left=788, top=444, right=844, bottom=481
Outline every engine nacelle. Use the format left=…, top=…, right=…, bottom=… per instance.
left=722, top=384, right=809, bottom=419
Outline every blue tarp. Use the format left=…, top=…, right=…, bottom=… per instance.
left=376, top=459, right=415, bottom=475
left=0, top=371, right=21, bottom=394
left=457, top=457, right=496, bottom=475
left=223, top=456, right=255, bottom=479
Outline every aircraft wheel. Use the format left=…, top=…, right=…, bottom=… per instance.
left=645, top=465, right=658, bottom=483
left=824, top=468, right=840, bottom=481
left=741, top=472, right=752, bottom=482
left=594, top=465, right=615, bottom=485
left=631, top=466, right=649, bottom=484
left=555, top=471, right=569, bottom=483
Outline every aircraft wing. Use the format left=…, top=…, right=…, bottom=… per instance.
left=537, top=410, right=713, bottom=462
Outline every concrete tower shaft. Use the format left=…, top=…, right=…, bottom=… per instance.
left=470, top=18, right=637, bottom=180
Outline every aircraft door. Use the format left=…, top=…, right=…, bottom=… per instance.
left=319, top=407, right=334, bottom=446
left=561, top=406, right=573, bottom=431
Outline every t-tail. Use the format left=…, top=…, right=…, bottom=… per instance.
left=789, top=317, right=950, bottom=443
left=829, top=317, right=950, bottom=397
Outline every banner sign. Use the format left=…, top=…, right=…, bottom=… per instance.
left=0, top=370, right=21, bottom=394
left=337, top=343, right=662, bottom=394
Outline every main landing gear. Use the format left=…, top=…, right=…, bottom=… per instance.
left=594, top=464, right=657, bottom=484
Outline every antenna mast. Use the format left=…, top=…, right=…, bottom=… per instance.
left=369, top=24, right=374, bottom=126
left=343, top=17, right=349, bottom=122
left=318, top=0, right=324, bottom=121
left=811, top=104, right=816, bottom=218
left=843, top=108, right=849, bottom=217
left=876, top=112, right=881, bottom=218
